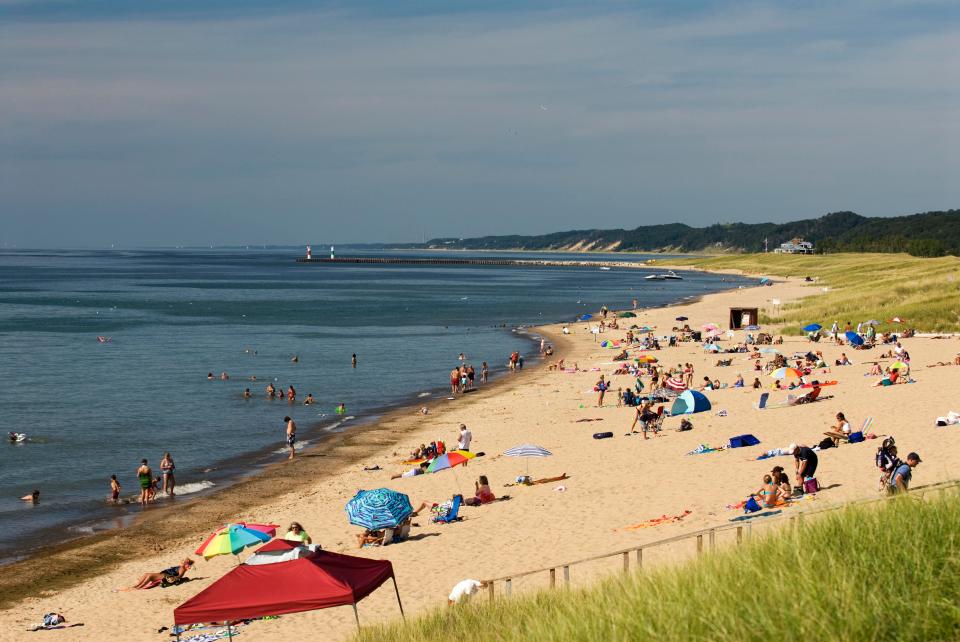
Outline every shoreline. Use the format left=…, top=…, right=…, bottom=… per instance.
left=18, top=271, right=941, bottom=641
left=0, top=324, right=566, bottom=608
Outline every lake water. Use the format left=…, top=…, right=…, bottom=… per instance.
left=0, top=249, right=751, bottom=559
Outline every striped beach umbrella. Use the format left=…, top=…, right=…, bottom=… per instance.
left=195, top=524, right=273, bottom=561
left=665, top=377, right=687, bottom=391
left=504, top=444, right=552, bottom=458
left=426, top=450, right=475, bottom=474
left=504, top=444, right=552, bottom=476
left=345, top=488, right=413, bottom=530
left=769, top=367, right=803, bottom=380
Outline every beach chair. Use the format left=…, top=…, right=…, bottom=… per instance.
left=433, top=495, right=463, bottom=524
left=754, top=392, right=770, bottom=410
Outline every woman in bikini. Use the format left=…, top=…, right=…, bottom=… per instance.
left=125, top=558, right=194, bottom=590
left=754, top=474, right=781, bottom=508
left=159, top=452, right=175, bottom=496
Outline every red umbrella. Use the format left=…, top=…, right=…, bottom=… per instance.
left=665, top=377, right=687, bottom=391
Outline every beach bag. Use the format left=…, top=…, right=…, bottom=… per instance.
left=592, top=432, right=613, bottom=440
left=818, top=438, right=835, bottom=450
left=743, top=497, right=762, bottom=513
left=803, top=478, right=820, bottom=494
left=848, top=431, right=865, bottom=444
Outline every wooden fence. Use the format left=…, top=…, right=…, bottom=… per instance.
left=482, top=478, right=960, bottom=601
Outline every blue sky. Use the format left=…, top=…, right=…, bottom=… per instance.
left=1, top=0, right=958, bottom=247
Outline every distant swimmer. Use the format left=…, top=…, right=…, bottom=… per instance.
left=287, top=385, right=296, bottom=403
left=284, top=416, right=297, bottom=460
left=352, top=353, right=357, bottom=368
left=97, top=336, right=112, bottom=343
left=304, top=393, right=314, bottom=405
left=266, top=383, right=276, bottom=399
left=291, top=355, right=299, bottom=363
left=8, top=432, right=26, bottom=443
left=335, top=403, right=346, bottom=415
left=21, top=489, right=39, bottom=504
left=220, top=372, right=229, bottom=381
left=207, top=373, right=215, bottom=380
left=243, top=388, right=252, bottom=399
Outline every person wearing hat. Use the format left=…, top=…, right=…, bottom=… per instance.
left=889, top=452, right=921, bottom=493
left=788, top=443, right=818, bottom=487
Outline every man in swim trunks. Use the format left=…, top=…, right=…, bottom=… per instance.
left=285, top=416, right=297, bottom=460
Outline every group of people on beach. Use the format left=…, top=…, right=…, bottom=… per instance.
left=127, top=453, right=176, bottom=507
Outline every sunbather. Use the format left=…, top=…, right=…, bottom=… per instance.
left=124, top=558, right=193, bottom=590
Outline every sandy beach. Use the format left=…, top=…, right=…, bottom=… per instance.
left=3, top=274, right=959, bottom=641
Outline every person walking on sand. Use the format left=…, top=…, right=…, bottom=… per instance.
left=137, top=459, right=152, bottom=507
left=284, top=416, right=297, bottom=460
left=160, top=452, right=176, bottom=496
left=889, top=452, right=921, bottom=494
left=481, top=361, right=489, bottom=384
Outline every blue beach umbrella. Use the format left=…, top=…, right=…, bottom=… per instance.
left=704, top=343, right=721, bottom=353
left=345, top=488, right=414, bottom=530
left=845, top=331, right=864, bottom=346
left=670, top=390, right=712, bottom=415
left=802, top=323, right=822, bottom=332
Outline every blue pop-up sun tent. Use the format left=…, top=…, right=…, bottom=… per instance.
left=579, top=314, right=593, bottom=321
left=670, top=390, right=711, bottom=415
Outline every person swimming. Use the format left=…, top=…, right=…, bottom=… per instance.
left=20, top=490, right=39, bottom=504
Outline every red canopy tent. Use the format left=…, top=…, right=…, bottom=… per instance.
left=173, top=542, right=403, bottom=637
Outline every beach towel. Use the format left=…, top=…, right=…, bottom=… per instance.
left=686, top=444, right=724, bottom=455
left=729, top=510, right=782, bottom=522
left=616, top=510, right=692, bottom=531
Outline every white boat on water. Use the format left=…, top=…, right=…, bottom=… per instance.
left=644, top=270, right=683, bottom=281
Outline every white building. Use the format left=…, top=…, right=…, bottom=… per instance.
left=773, top=238, right=815, bottom=254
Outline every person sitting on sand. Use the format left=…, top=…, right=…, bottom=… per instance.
left=873, top=368, right=901, bottom=387
left=125, top=558, right=194, bottom=590
left=284, top=522, right=312, bottom=544
left=752, top=377, right=762, bottom=389
left=391, top=461, right=430, bottom=480
left=836, top=353, right=851, bottom=366
left=771, top=466, right=792, bottom=498
left=700, top=376, right=714, bottom=391
left=464, top=476, right=496, bottom=506
left=733, top=374, right=744, bottom=388
left=753, top=474, right=780, bottom=508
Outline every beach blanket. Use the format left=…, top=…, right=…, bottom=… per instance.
left=180, top=629, right=241, bottom=642
left=729, top=510, right=782, bottom=522
left=617, top=510, right=692, bottom=531
left=687, top=444, right=725, bottom=455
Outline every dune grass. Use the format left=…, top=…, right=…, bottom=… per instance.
left=659, top=253, right=960, bottom=334
left=357, top=492, right=960, bottom=642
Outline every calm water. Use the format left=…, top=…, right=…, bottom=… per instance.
left=0, top=249, right=750, bottom=559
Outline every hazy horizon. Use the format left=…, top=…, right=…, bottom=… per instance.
left=3, top=1, right=958, bottom=247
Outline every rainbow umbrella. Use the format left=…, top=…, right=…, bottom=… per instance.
left=636, top=355, right=658, bottom=363
left=426, top=450, right=475, bottom=473
left=769, top=367, right=803, bottom=380
left=195, top=523, right=273, bottom=560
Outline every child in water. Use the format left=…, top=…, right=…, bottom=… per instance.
left=110, top=475, right=121, bottom=503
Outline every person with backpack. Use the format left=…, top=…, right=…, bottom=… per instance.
left=876, top=437, right=899, bottom=491
left=889, top=452, right=921, bottom=494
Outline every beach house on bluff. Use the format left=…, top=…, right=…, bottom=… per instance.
left=773, top=238, right=815, bottom=254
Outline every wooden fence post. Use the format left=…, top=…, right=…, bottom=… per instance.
left=549, top=568, right=556, bottom=589
left=563, top=565, right=570, bottom=586
left=505, top=579, right=512, bottom=596
left=622, top=551, right=629, bottom=572
left=736, top=526, right=743, bottom=544
left=487, top=581, right=495, bottom=602
left=709, top=529, right=716, bottom=550
left=636, top=548, right=643, bottom=569
left=696, top=534, right=703, bottom=556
